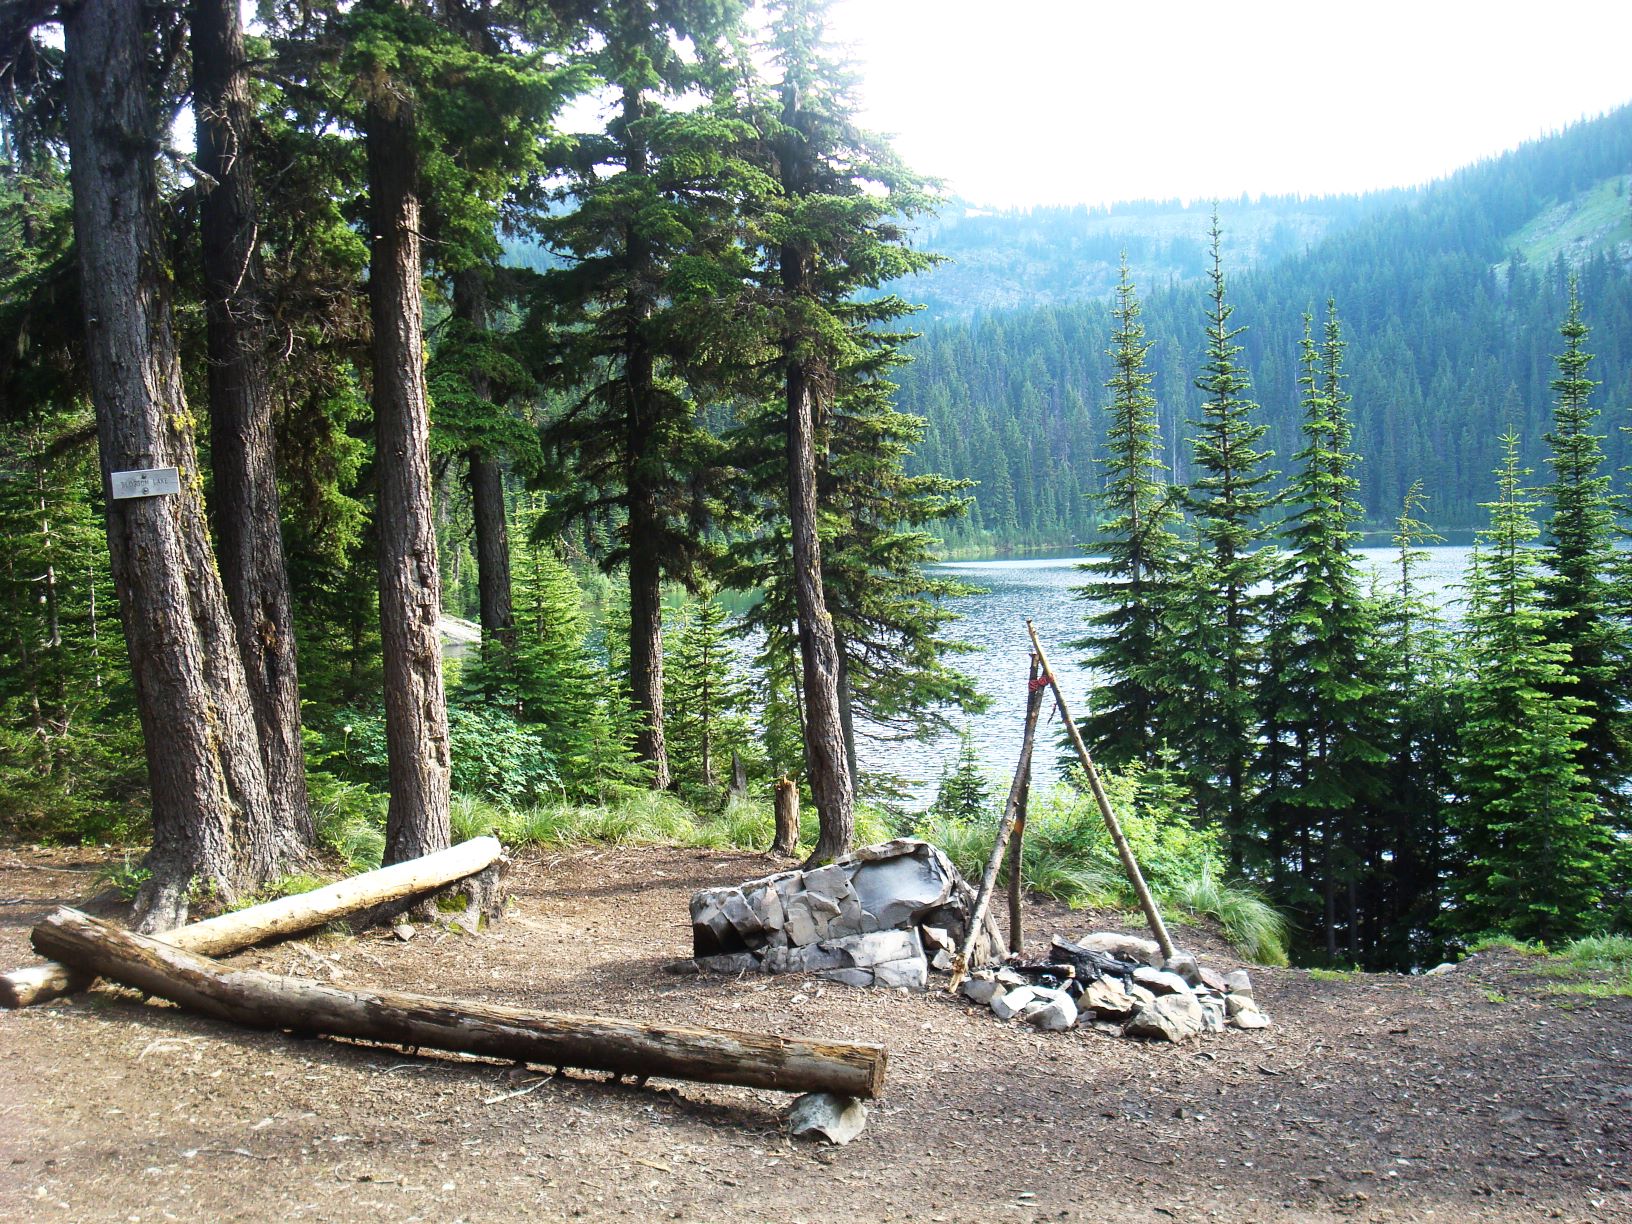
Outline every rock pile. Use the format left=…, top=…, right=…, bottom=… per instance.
left=961, top=933, right=1271, bottom=1041
left=690, top=839, right=1005, bottom=989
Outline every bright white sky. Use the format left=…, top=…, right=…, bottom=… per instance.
left=825, top=0, right=1632, bottom=210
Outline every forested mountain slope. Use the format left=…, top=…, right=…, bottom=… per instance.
left=899, top=105, right=1632, bottom=545
left=899, top=191, right=1408, bottom=318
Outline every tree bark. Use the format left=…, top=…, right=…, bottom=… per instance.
left=1, top=837, right=502, bottom=1009
left=772, top=776, right=800, bottom=856
left=451, top=272, right=515, bottom=652
left=192, top=0, right=312, bottom=858
left=786, top=366, right=854, bottom=862
left=63, top=0, right=275, bottom=932
left=779, top=82, right=854, bottom=862
left=34, top=908, right=888, bottom=1099
left=834, top=629, right=860, bottom=793
left=367, top=74, right=452, bottom=865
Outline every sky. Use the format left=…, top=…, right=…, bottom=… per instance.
left=825, top=0, right=1632, bottom=211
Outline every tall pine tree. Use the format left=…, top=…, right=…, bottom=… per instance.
left=1074, top=257, right=1182, bottom=771
left=1169, top=215, right=1278, bottom=857
left=1451, top=434, right=1609, bottom=944
left=1257, top=306, right=1384, bottom=961
left=1539, top=280, right=1629, bottom=826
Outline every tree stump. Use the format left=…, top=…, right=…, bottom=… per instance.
left=772, top=777, right=800, bottom=856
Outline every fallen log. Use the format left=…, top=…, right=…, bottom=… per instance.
left=32, top=907, right=888, bottom=1099
left=0, top=836, right=503, bottom=1009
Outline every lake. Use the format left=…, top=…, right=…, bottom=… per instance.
left=857, top=545, right=1474, bottom=804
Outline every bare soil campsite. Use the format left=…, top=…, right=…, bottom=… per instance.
left=2, top=844, right=1627, bottom=1223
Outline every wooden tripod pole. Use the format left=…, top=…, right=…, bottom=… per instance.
left=1024, top=619, right=1176, bottom=962
left=948, top=653, right=1045, bottom=990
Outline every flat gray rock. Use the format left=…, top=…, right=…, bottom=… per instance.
left=1080, top=977, right=1139, bottom=1019
left=849, top=850, right=954, bottom=930
left=1125, top=993, right=1205, bottom=1042
left=1022, top=988, right=1078, bottom=1031
left=1228, top=998, right=1271, bottom=1029
left=1224, top=969, right=1254, bottom=996
left=872, top=955, right=929, bottom=990
left=1133, top=966, right=1193, bottom=996
left=960, top=976, right=1003, bottom=1005
left=787, top=1093, right=868, bottom=1145
left=1164, top=951, right=1203, bottom=986
left=696, top=951, right=760, bottom=974
left=991, top=985, right=1041, bottom=1020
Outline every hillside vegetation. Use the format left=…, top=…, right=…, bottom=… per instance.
left=899, top=106, right=1632, bottom=544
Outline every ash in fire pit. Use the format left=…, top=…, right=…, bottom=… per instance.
left=689, top=839, right=1004, bottom=989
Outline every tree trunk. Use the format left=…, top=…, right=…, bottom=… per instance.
left=627, top=523, right=670, bottom=788
left=772, top=776, right=800, bottom=856
left=451, top=272, right=514, bottom=652
left=63, top=0, right=275, bottom=933
left=787, top=367, right=854, bottom=862
left=367, top=76, right=451, bottom=865
left=34, top=908, right=888, bottom=1099
left=192, top=0, right=312, bottom=857
left=834, top=629, right=860, bottom=793
left=779, top=82, right=853, bottom=862
left=2, top=837, right=502, bottom=1009
left=622, top=84, right=670, bottom=790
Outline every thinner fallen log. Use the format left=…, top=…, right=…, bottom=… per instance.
left=1025, top=619, right=1176, bottom=961
left=32, top=908, right=887, bottom=1099
left=771, top=776, right=800, bottom=856
left=0, top=836, right=504, bottom=1009
left=949, top=654, right=1045, bottom=990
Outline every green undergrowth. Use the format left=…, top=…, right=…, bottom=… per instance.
left=916, top=779, right=1289, bottom=966
left=307, top=768, right=1287, bottom=964
left=312, top=774, right=897, bottom=873
left=1468, top=931, right=1632, bottom=1000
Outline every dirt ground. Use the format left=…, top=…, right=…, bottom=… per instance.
left=1, top=844, right=1628, bottom=1223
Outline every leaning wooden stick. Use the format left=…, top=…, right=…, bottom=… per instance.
left=949, top=654, right=1045, bottom=990
left=1025, top=619, right=1177, bottom=962
left=32, top=908, right=887, bottom=1099
left=1006, top=757, right=1030, bottom=956
left=1, top=836, right=504, bottom=1009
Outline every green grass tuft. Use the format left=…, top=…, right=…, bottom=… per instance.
left=1307, top=966, right=1358, bottom=982
left=1562, top=934, right=1632, bottom=972
left=1169, top=869, right=1290, bottom=967
left=1468, top=934, right=1549, bottom=957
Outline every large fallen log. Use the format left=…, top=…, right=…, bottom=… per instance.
left=1, top=836, right=503, bottom=1009
left=32, top=907, right=888, bottom=1099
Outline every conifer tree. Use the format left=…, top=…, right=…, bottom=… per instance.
left=1169, top=215, right=1278, bottom=856
left=1074, top=257, right=1182, bottom=770
left=1539, top=281, right=1629, bottom=824
left=1373, top=482, right=1457, bottom=968
left=1451, top=434, right=1609, bottom=944
left=664, top=590, right=756, bottom=797
left=929, top=730, right=992, bottom=824
left=534, top=0, right=759, bottom=790
left=462, top=492, right=643, bottom=800
left=1258, top=306, right=1384, bottom=960
left=738, top=0, right=943, bottom=857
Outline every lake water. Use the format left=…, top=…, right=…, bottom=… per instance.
left=857, top=545, right=1474, bottom=804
